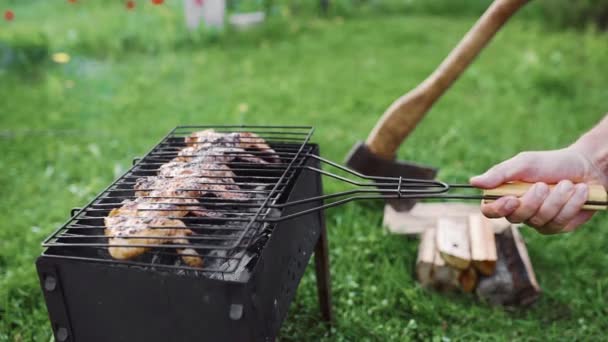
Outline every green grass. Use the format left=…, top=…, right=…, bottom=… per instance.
left=2, top=2, right=608, bottom=341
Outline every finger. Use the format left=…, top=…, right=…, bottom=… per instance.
left=506, top=182, right=550, bottom=223
left=470, top=152, right=535, bottom=189
left=528, top=180, right=576, bottom=231
left=561, top=211, right=595, bottom=232
left=542, top=183, right=589, bottom=233
left=480, top=196, right=520, bottom=218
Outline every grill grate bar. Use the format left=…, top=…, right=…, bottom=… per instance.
left=58, top=233, right=252, bottom=242
left=115, top=180, right=290, bottom=187
left=62, top=224, right=248, bottom=231
left=47, top=241, right=247, bottom=260
left=47, top=240, right=253, bottom=250
left=92, top=197, right=276, bottom=207
left=103, top=187, right=285, bottom=195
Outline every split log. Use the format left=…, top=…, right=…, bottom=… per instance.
left=468, top=214, right=497, bottom=276
left=436, top=217, right=471, bottom=270
left=416, top=227, right=460, bottom=291
left=383, top=203, right=511, bottom=235
left=476, top=226, right=541, bottom=306
left=459, top=267, right=478, bottom=293
left=431, top=247, right=460, bottom=291
left=512, top=226, right=540, bottom=296
left=416, top=228, right=436, bottom=287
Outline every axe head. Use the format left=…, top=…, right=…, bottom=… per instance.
left=344, top=141, right=438, bottom=211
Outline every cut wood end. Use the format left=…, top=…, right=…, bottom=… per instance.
left=436, top=217, right=471, bottom=269
left=440, top=252, right=471, bottom=270
left=511, top=226, right=540, bottom=291
left=468, top=214, right=497, bottom=275
left=476, top=225, right=541, bottom=307
left=433, top=248, right=445, bottom=267
left=383, top=204, right=432, bottom=235
left=432, top=267, right=461, bottom=292
left=490, top=217, right=512, bottom=234
left=416, top=264, right=434, bottom=287
left=416, top=228, right=436, bottom=286
left=431, top=249, right=460, bottom=291
left=473, top=260, right=496, bottom=276
left=383, top=203, right=501, bottom=235
left=459, top=267, right=478, bottom=293
left=417, top=228, right=436, bottom=264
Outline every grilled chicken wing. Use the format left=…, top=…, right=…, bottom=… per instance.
left=108, top=195, right=196, bottom=218
left=105, top=130, right=279, bottom=267
left=135, top=176, right=247, bottom=201
left=174, top=145, right=271, bottom=165
left=185, top=130, right=280, bottom=163
left=116, top=190, right=224, bottom=218
left=104, top=215, right=203, bottom=267
left=158, top=161, right=238, bottom=179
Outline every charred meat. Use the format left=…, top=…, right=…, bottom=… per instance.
left=134, top=176, right=248, bottom=201
left=104, top=130, right=279, bottom=266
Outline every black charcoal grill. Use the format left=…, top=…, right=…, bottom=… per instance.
left=37, top=125, right=332, bottom=342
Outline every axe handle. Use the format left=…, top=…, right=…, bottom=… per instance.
left=482, top=182, right=608, bottom=211
left=366, top=0, right=529, bottom=160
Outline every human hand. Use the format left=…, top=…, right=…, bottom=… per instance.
left=470, top=147, right=608, bottom=234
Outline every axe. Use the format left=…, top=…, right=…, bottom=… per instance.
left=345, top=0, right=530, bottom=211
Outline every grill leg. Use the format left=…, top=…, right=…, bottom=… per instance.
left=314, top=223, right=333, bottom=322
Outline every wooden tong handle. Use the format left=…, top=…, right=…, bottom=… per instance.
left=366, top=0, right=529, bottom=160
left=482, top=182, right=608, bottom=211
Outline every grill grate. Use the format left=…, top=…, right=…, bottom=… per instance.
left=41, top=125, right=315, bottom=276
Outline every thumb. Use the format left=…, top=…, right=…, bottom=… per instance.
left=470, top=153, right=534, bottom=189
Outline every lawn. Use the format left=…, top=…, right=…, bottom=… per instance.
left=1, top=1, right=608, bottom=341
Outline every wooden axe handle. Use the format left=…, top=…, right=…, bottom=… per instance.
left=366, top=0, right=530, bottom=160
left=483, top=182, right=608, bottom=211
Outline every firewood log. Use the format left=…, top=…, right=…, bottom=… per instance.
left=436, top=217, right=471, bottom=270
left=383, top=203, right=511, bottom=235
left=416, top=227, right=436, bottom=287
left=459, top=267, right=478, bottom=293
left=415, top=227, right=459, bottom=291
left=432, top=248, right=460, bottom=291
left=476, top=226, right=540, bottom=306
left=468, top=214, right=497, bottom=276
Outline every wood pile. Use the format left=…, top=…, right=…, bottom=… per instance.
left=384, top=203, right=541, bottom=306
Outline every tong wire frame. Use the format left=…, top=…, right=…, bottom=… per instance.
left=272, top=155, right=608, bottom=221
left=262, top=154, right=451, bottom=222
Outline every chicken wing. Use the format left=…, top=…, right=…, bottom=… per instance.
left=158, top=160, right=237, bottom=179
left=105, top=129, right=280, bottom=267
left=185, top=130, right=280, bottom=163
left=134, top=176, right=247, bottom=201
left=174, top=145, right=271, bottom=165
left=104, top=215, right=203, bottom=267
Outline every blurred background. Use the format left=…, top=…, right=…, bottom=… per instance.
left=1, top=0, right=608, bottom=341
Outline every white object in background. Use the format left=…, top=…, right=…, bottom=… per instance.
left=229, top=11, right=265, bottom=29
left=184, top=0, right=205, bottom=30
left=202, top=0, right=226, bottom=29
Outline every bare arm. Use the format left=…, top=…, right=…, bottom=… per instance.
left=470, top=114, right=608, bottom=234
left=571, top=115, right=608, bottom=183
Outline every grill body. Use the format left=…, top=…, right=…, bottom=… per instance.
left=37, top=139, right=330, bottom=341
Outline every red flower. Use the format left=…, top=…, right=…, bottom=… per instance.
left=151, top=0, right=164, bottom=5
left=67, top=0, right=78, bottom=3
left=126, top=0, right=136, bottom=10
left=195, top=0, right=204, bottom=6
left=4, top=10, right=14, bottom=21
